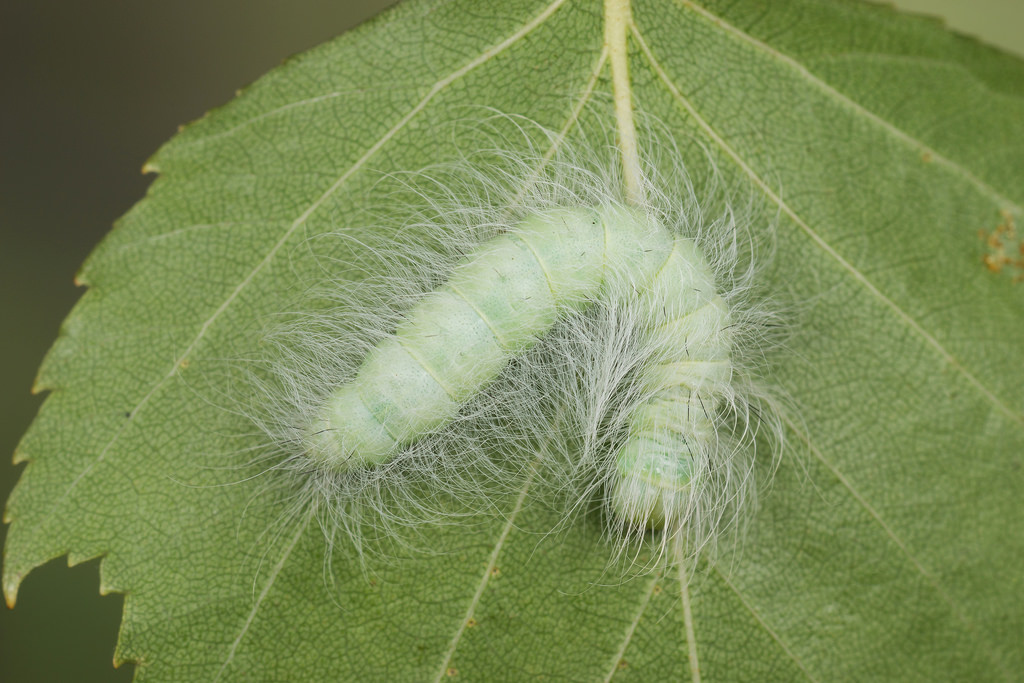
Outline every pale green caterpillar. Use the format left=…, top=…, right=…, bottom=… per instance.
left=301, top=204, right=732, bottom=529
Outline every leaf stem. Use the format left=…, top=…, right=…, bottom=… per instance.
left=605, top=0, right=644, bottom=205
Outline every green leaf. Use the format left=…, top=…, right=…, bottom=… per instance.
left=5, top=0, right=1023, bottom=680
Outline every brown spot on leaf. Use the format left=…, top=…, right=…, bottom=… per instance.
left=979, top=211, right=1023, bottom=282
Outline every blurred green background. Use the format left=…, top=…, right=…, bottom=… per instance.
left=0, top=1, right=1020, bottom=680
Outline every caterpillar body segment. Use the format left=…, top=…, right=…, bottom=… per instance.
left=594, top=224, right=733, bottom=531
left=610, top=235, right=734, bottom=528
left=306, top=205, right=671, bottom=470
left=305, top=204, right=734, bottom=533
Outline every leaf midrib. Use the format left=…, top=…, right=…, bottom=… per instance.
left=11, top=1, right=1018, bottom=679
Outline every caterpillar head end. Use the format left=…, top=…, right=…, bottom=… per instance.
left=610, top=443, right=694, bottom=530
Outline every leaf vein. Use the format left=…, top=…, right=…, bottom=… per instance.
left=674, top=0, right=1022, bottom=214
left=431, top=464, right=537, bottom=683
left=676, top=545, right=701, bottom=683
left=214, top=514, right=309, bottom=681
left=714, top=569, right=819, bottom=681
left=431, top=47, right=607, bottom=679
left=784, top=415, right=1012, bottom=679
left=21, top=0, right=570, bottom=549
left=601, top=571, right=661, bottom=683
left=631, top=23, right=1023, bottom=426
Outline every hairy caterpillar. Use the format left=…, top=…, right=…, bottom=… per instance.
left=231, top=118, right=784, bottom=563
left=303, top=202, right=732, bottom=530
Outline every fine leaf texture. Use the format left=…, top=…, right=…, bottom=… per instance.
left=5, top=0, right=1024, bottom=680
